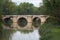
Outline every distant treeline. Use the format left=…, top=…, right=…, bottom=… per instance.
left=0, top=0, right=41, bottom=15
left=0, top=0, right=60, bottom=24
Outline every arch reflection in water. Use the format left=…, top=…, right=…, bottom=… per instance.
left=10, top=30, right=40, bottom=40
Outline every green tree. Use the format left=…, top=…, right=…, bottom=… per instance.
left=39, top=5, right=47, bottom=15
left=0, top=0, right=17, bottom=15
left=17, top=2, right=40, bottom=15
left=39, top=0, right=60, bottom=24
left=17, top=2, right=33, bottom=15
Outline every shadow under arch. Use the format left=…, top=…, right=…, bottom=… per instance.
left=17, top=17, right=28, bottom=27
left=45, top=17, right=58, bottom=25
left=32, top=17, right=41, bottom=28
left=3, top=17, right=13, bottom=27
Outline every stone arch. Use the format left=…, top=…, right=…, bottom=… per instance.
left=17, top=16, right=32, bottom=29
left=3, top=17, right=13, bottom=27
left=32, top=17, right=41, bottom=28
left=17, top=17, right=28, bottom=27
left=46, top=17, right=58, bottom=24
left=40, top=15, right=49, bottom=24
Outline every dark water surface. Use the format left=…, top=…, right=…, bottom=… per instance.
left=1, top=29, right=41, bottom=40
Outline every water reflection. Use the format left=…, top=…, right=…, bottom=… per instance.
left=2, top=29, right=40, bottom=40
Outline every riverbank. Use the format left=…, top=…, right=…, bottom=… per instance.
left=39, top=23, right=60, bottom=40
left=51, top=27, right=60, bottom=40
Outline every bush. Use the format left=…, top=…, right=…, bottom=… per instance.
left=45, top=17, right=59, bottom=25
left=39, top=23, right=53, bottom=40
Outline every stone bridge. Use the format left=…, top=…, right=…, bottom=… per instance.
left=2, top=15, right=49, bottom=30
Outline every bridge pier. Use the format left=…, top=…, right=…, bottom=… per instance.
left=41, top=16, right=49, bottom=24
left=27, top=16, right=32, bottom=29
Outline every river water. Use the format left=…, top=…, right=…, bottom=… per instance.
left=2, top=29, right=41, bottom=40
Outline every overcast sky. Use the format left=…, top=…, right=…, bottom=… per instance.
left=12, top=0, right=43, bottom=7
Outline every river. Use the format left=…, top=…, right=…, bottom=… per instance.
left=1, top=29, right=41, bottom=40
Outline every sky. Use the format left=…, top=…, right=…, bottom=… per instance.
left=12, top=0, right=43, bottom=7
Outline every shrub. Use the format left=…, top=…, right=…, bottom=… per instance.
left=39, top=23, right=53, bottom=40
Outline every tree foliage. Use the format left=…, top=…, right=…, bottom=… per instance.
left=17, top=2, right=40, bottom=15
left=39, top=0, right=60, bottom=24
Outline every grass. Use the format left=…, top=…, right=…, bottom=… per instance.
left=51, top=27, right=60, bottom=40
left=39, top=23, right=60, bottom=40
